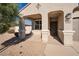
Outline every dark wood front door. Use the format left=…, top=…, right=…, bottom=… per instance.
left=50, top=21, right=58, bottom=36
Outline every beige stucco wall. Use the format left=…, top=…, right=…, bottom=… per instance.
left=73, top=12, right=79, bottom=41
left=58, top=13, right=64, bottom=42
left=19, top=3, right=78, bottom=45
left=20, top=3, right=77, bottom=31
left=19, top=4, right=39, bottom=16
left=20, top=3, right=77, bottom=16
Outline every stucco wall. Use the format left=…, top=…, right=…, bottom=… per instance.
left=20, top=3, right=77, bottom=16
left=20, top=3, right=77, bottom=31
left=19, top=3, right=78, bottom=45
left=58, top=13, right=64, bottom=42
left=73, top=12, right=79, bottom=41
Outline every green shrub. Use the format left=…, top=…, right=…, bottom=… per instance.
left=8, top=28, right=15, bottom=34
left=0, top=23, right=9, bottom=33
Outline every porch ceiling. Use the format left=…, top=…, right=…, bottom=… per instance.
left=48, top=11, right=63, bottom=18
left=23, top=14, right=41, bottom=20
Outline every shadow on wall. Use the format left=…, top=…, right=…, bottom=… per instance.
left=0, top=33, right=33, bottom=53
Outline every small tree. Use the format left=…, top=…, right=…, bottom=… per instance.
left=0, top=3, right=18, bottom=33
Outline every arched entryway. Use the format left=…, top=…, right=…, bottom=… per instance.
left=23, top=14, right=42, bottom=41
left=23, top=14, right=42, bottom=30
left=48, top=10, right=64, bottom=44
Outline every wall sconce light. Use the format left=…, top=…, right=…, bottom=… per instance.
left=36, top=3, right=41, bottom=10
left=65, top=13, right=71, bottom=23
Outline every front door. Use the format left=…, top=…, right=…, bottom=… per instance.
left=50, top=21, right=58, bottom=36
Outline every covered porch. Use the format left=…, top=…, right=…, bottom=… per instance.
left=19, top=10, right=65, bottom=45
left=18, top=4, right=75, bottom=46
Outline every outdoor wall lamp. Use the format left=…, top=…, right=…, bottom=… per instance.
left=65, top=13, right=71, bottom=23
left=36, top=3, right=41, bottom=10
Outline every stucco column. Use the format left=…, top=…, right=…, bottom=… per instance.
left=19, top=17, right=25, bottom=39
left=63, top=13, right=75, bottom=46
left=41, top=12, right=49, bottom=43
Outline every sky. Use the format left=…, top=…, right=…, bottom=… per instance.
left=18, top=3, right=27, bottom=10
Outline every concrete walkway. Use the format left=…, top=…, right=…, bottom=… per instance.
left=0, top=31, right=79, bottom=56
left=45, top=36, right=79, bottom=56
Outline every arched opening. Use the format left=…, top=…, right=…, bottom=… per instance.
left=48, top=10, right=64, bottom=44
left=23, top=14, right=42, bottom=30
left=23, top=14, right=42, bottom=41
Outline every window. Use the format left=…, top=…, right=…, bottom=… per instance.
left=24, top=19, right=32, bottom=26
left=34, top=20, right=42, bottom=30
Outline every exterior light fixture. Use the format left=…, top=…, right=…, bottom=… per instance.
left=36, top=3, right=41, bottom=10
left=65, top=13, right=71, bottom=23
